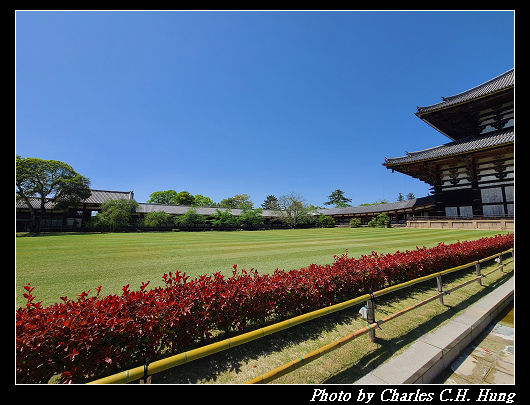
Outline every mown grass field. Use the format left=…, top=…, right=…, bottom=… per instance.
left=16, top=228, right=507, bottom=308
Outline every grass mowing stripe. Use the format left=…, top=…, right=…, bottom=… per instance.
left=16, top=228, right=507, bottom=307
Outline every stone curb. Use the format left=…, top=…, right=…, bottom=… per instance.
left=356, top=278, right=514, bottom=384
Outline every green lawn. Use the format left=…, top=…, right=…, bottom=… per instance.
left=15, top=228, right=507, bottom=308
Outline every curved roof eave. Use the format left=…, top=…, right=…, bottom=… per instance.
left=416, top=68, right=514, bottom=115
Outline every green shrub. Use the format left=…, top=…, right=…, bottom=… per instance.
left=237, top=208, right=265, bottom=229
left=174, top=208, right=206, bottom=227
left=350, top=218, right=361, bottom=228
left=87, top=199, right=138, bottom=231
left=211, top=209, right=236, bottom=226
left=316, top=214, right=336, bottom=228
left=368, top=213, right=390, bottom=228
left=141, top=211, right=171, bottom=227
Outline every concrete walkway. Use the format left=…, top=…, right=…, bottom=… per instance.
left=356, top=278, right=513, bottom=384
left=433, top=303, right=514, bottom=384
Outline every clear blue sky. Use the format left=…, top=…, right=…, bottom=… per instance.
left=15, top=11, right=514, bottom=207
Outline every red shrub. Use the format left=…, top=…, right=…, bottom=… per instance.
left=16, top=233, right=513, bottom=383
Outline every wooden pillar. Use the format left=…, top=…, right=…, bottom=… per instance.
left=81, top=203, right=89, bottom=227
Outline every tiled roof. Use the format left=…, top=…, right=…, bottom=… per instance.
left=317, top=195, right=435, bottom=216
left=137, top=203, right=280, bottom=217
left=15, top=197, right=55, bottom=210
left=416, top=68, right=514, bottom=114
left=83, top=189, right=134, bottom=203
left=383, top=128, right=514, bottom=166
left=16, top=189, right=134, bottom=210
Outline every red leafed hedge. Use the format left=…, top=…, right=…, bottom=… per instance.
left=16, top=233, right=513, bottom=383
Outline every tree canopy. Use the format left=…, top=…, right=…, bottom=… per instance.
left=146, top=190, right=178, bottom=205
left=275, top=192, right=312, bottom=228
left=192, top=194, right=216, bottom=207
left=323, top=189, right=352, bottom=208
left=220, top=194, right=253, bottom=210
left=237, top=207, right=265, bottom=229
left=88, top=199, right=139, bottom=231
left=16, top=156, right=91, bottom=231
left=146, top=190, right=196, bottom=205
left=261, top=195, right=280, bottom=210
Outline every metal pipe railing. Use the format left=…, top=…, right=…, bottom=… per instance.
left=246, top=257, right=514, bottom=384
left=246, top=291, right=448, bottom=384
left=88, top=248, right=513, bottom=384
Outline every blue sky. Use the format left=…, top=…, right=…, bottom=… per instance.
left=15, top=11, right=514, bottom=207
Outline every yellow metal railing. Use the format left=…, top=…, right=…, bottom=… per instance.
left=247, top=255, right=514, bottom=383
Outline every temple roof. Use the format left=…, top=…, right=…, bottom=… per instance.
left=16, top=189, right=135, bottom=210
left=416, top=68, right=514, bottom=115
left=318, top=195, right=435, bottom=216
left=383, top=127, right=514, bottom=166
left=83, top=189, right=134, bottom=204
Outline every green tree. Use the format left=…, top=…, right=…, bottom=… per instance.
left=141, top=211, right=171, bottom=227
left=147, top=190, right=178, bottom=204
left=220, top=194, right=253, bottom=210
left=350, top=218, right=362, bottom=228
left=407, top=192, right=415, bottom=200
left=90, top=199, right=139, bottom=231
left=220, top=197, right=237, bottom=209
left=316, top=214, right=336, bottom=228
left=233, top=194, right=253, bottom=210
left=368, top=213, right=391, bottom=228
left=261, top=195, right=280, bottom=210
left=175, top=191, right=195, bottom=205
left=16, top=155, right=91, bottom=231
left=276, top=192, right=309, bottom=228
left=192, top=194, right=216, bottom=207
left=212, top=209, right=236, bottom=226
left=237, top=208, right=265, bottom=229
left=323, top=189, right=352, bottom=208
left=147, top=190, right=196, bottom=205
left=174, top=208, right=205, bottom=227
left=397, top=193, right=404, bottom=202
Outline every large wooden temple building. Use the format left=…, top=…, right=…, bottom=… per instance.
left=383, top=68, right=514, bottom=223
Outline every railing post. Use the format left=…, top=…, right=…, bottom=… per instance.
left=499, top=254, right=504, bottom=273
left=436, top=275, right=444, bottom=306
left=140, top=357, right=152, bottom=384
left=475, top=261, right=482, bottom=286
left=366, top=299, right=375, bottom=342
left=366, top=289, right=376, bottom=342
